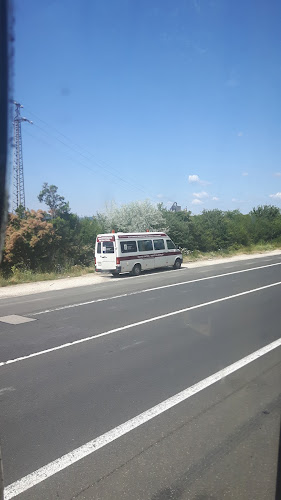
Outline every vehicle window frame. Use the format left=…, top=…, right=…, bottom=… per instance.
left=102, top=241, right=115, bottom=253
left=153, top=238, right=165, bottom=251
left=137, top=239, right=153, bottom=252
left=166, top=239, right=176, bottom=250
left=120, top=241, right=137, bottom=253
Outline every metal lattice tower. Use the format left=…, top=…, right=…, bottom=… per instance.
left=13, top=102, right=33, bottom=211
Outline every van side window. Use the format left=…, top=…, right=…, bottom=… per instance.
left=96, top=242, right=101, bottom=253
left=153, top=239, right=165, bottom=250
left=103, top=241, right=114, bottom=253
left=166, top=239, right=176, bottom=249
left=138, top=239, right=153, bottom=251
left=121, top=241, right=137, bottom=253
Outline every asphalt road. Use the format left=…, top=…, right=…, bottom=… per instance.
left=0, top=255, right=280, bottom=500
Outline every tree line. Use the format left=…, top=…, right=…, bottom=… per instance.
left=1, top=183, right=281, bottom=276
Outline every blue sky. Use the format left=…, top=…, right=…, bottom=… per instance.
left=12, top=0, right=281, bottom=215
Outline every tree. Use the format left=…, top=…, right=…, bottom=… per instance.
left=191, top=210, right=230, bottom=251
left=1, top=210, right=59, bottom=272
left=79, top=217, right=103, bottom=248
left=51, top=213, right=93, bottom=267
left=15, top=204, right=26, bottom=219
left=250, top=205, right=281, bottom=242
left=38, top=183, right=70, bottom=218
left=160, top=208, right=192, bottom=249
left=250, top=205, right=280, bottom=220
left=224, top=210, right=252, bottom=247
left=100, top=200, right=167, bottom=233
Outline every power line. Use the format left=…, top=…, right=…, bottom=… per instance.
left=24, top=106, right=156, bottom=201
left=32, top=121, right=152, bottom=199
left=23, top=127, right=146, bottom=199
left=25, top=108, right=127, bottom=178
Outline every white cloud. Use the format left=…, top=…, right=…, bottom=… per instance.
left=274, top=172, right=281, bottom=177
left=188, top=174, right=210, bottom=185
left=188, top=174, right=200, bottom=183
left=238, top=131, right=243, bottom=137
left=191, top=198, right=203, bottom=205
left=242, top=172, right=248, bottom=176
left=193, top=191, right=209, bottom=199
left=212, top=196, right=219, bottom=201
left=232, top=198, right=246, bottom=204
left=269, top=192, right=281, bottom=200
left=156, top=194, right=163, bottom=198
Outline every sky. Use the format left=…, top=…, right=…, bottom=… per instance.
left=11, top=0, right=281, bottom=215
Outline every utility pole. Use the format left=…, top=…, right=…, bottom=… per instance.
left=13, top=102, right=32, bottom=211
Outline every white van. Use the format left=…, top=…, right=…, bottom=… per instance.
left=95, top=232, right=183, bottom=276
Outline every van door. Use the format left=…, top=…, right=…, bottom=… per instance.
left=153, top=238, right=167, bottom=268
left=96, top=236, right=116, bottom=270
left=166, top=238, right=178, bottom=266
left=137, top=239, right=155, bottom=270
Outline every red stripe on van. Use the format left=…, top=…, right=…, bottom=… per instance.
left=119, top=251, right=181, bottom=261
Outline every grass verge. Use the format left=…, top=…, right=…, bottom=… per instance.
left=0, top=265, right=96, bottom=287
left=182, top=242, right=281, bottom=263
left=1, top=242, right=281, bottom=287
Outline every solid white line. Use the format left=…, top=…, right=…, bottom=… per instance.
left=4, top=337, right=281, bottom=500
left=1, top=280, right=281, bottom=368
left=0, top=387, right=15, bottom=396
left=29, top=262, right=281, bottom=316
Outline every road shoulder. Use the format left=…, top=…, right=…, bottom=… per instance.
left=0, top=249, right=280, bottom=300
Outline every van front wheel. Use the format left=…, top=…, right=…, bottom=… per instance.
left=132, top=264, right=141, bottom=276
left=173, top=259, right=182, bottom=270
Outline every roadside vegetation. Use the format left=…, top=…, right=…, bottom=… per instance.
left=1, top=183, right=281, bottom=286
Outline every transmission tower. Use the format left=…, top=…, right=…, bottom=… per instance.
left=13, top=102, right=33, bottom=211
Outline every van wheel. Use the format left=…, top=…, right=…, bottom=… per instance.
left=111, top=271, right=120, bottom=276
left=132, top=264, right=141, bottom=276
left=173, top=259, right=181, bottom=270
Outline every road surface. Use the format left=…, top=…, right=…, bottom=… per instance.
left=0, top=255, right=280, bottom=499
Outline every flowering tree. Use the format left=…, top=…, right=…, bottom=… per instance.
left=2, top=210, right=59, bottom=271
left=100, top=200, right=167, bottom=233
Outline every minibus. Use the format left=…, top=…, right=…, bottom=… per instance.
left=95, top=232, right=183, bottom=276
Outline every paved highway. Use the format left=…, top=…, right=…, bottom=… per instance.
left=0, top=255, right=280, bottom=499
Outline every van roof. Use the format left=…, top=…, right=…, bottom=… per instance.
left=97, top=232, right=168, bottom=237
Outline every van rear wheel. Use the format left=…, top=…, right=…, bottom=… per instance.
left=132, top=264, right=141, bottom=276
left=173, top=259, right=181, bottom=270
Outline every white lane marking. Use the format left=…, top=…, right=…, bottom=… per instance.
left=120, top=340, right=145, bottom=351
left=0, top=387, right=15, bottom=395
left=4, top=337, right=281, bottom=500
left=1, top=280, right=281, bottom=368
left=29, top=262, right=281, bottom=316
left=0, top=315, right=36, bottom=325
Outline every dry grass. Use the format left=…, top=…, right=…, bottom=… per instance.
left=1, top=242, right=281, bottom=287
left=0, top=265, right=96, bottom=287
left=182, top=242, right=281, bottom=263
